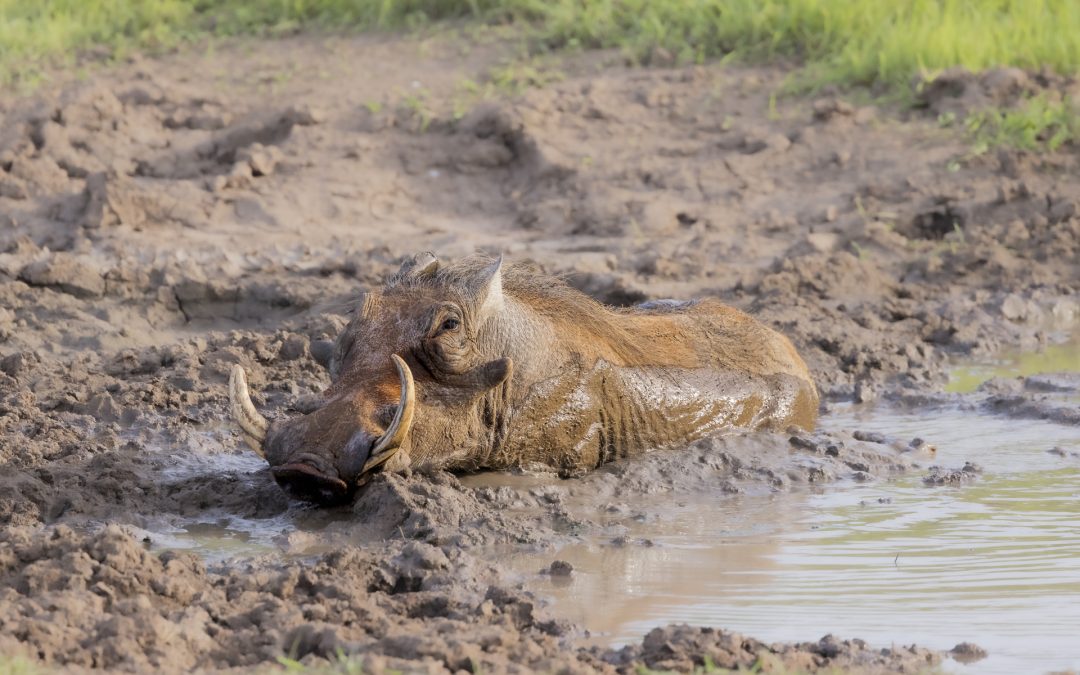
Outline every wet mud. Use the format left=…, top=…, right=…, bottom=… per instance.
left=1, top=31, right=1078, bottom=672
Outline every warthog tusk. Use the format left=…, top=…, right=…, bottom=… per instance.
left=362, top=354, right=415, bottom=475
left=229, top=365, right=268, bottom=457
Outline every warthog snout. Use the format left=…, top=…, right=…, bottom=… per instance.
left=271, top=460, right=352, bottom=505
left=265, top=429, right=378, bottom=505
left=229, top=355, right=416, bottom=504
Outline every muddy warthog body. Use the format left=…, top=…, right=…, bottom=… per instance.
left=231, top=253, right=818, bottom=503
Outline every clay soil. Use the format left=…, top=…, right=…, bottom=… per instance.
left=1, top=30, right=1078, bottom=673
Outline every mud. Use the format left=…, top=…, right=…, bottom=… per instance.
left=0, top=524, right=953, bottom=674
left=1, top=30, right=1077, bottom=672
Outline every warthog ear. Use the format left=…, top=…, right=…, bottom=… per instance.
left=437, top=357, right=512, bottom=391
left=397, top=251, right=439, bottom=279
left=472, top=256, right=504, bottom=321
left=454, top=357, right=513, bottom=391
left=478, top=357, right=512, bottom=390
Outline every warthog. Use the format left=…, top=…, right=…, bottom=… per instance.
left=230, top=253, right=818, bottom=503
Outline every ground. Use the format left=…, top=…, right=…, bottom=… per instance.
left=0, top=26, right=1078, bottom=674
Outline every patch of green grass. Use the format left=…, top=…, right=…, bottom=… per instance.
left=0, top=0, right=194, bottom=84
left=4, top=0, right=1080, bottom=90
left=398, top=88, right=435, bottom=131
left=443, top=51, right=565, bottom=118
left=488, top=56, right=564, bottom=95
left=451, top=76, right=497, bottom=119
left=533, top=0, right=1080, bottom=88
left=271, top=648, right=376, bottom=674
left=0, top=654, right=42, bottom=675
left=966, top=95, right=1080, bottom=152
left=0, top=0, right=498, bottom=85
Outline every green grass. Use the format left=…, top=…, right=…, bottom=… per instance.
left=0, top=0, right=196, bottom=81
left=545, top=0, right=1080, bottom=87
left=0, top=0, right=503, bottom=85
left=0, top=655, right=42, bottom=675
left=4, top=0, right=1080, bottom=89
left=967, top=94, right=1080, bottom=152
left=274, top=654, right=367, bottom=674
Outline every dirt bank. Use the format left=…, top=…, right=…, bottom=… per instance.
left=2, top=29, right=1076, bottom=672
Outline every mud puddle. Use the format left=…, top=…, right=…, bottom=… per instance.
left=465, top=401, right=1080, bottom=675
left=140, top=499, right=358, bottom=564
left=120, top=423, right=349, bottom=563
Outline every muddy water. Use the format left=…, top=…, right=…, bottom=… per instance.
left=134, top=423, right=353, bottom=563
left=472, top=403, right=1080, bottom=675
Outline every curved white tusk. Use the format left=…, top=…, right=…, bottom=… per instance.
left=362, top=354, right=415, bottom=473
left=229, top=365, right=268, bottom=457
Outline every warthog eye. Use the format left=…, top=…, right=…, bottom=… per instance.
left=440, top=317, right=460, bottom=332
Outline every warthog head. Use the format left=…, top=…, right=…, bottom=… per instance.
left=230, top=253, right=513, bottom=504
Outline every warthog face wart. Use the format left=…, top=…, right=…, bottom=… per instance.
left=232, top=252, right=819, bottom=505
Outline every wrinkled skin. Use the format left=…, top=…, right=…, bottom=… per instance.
left=235, top=253, right=819, bottom=503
